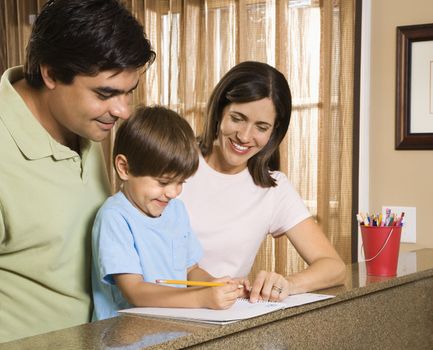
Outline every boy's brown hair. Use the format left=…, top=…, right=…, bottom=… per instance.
left=113, top=105, right=198, bottom=179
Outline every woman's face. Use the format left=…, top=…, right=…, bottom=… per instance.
left=208, top=98, right=276, bottom=174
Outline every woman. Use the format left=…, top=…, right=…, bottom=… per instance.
left=181, top=61, right=345, bottom=303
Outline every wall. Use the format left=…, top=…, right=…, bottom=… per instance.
left=370, top=0, right=433, bottom=252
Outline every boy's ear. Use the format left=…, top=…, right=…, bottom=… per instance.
left=39, top=64, right=57, bottom=90
left=114, top=154, right=130, bottom=181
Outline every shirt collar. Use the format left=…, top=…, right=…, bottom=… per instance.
left=0, top=66, right=80, bottom=161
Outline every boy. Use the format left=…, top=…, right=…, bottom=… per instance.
left=0, top=0, right=155, bottom=342
left=92, top=106, right=244, bottom=320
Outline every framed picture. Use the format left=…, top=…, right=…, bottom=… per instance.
left=396, top=23, right=433, bottom=149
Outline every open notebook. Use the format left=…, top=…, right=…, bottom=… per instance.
left=118, top=293, right=334, bottom=325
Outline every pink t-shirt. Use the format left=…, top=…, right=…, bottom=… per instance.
left=180, top=156, right=311, bottom=278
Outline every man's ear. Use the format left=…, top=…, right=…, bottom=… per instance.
left=114, top=154, right=130, bottom=181
left=39, top=64, right=57, bottom=90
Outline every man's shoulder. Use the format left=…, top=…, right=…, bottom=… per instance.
left=0, top=66, right=25, bottom=85
left=0, top=66, right=25, bottom=123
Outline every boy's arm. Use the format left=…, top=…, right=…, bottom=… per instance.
left=113, top=273, right=239, bottom=310
left=187, top=264, right=215, bottom=281
left=187, top=264, right=251, bottom=298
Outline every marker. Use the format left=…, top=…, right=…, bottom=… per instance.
left=388, top=215, right=394, bottom=226
left=396, top=212, right=405, bottom=226
left=156, top=279, right=244, bottom=288
left=384, top=208, right=391, bottom=226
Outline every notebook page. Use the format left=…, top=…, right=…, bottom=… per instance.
left=281, top=293, right=334, bottom=308
left=118, top=293, right=334, bottom=324
left=118, top=298, right=285, bottom=324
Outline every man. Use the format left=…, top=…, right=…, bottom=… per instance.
left=0, top=0, right=155, bottom=342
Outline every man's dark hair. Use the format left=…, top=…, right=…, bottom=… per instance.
left=24, top=0, right=155, bottom=88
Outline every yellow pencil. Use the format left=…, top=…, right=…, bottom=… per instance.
left=156, top=279, right=244, bottom=288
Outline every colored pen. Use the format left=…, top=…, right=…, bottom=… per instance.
left=388, top=214, right=394, bottom=226
left=356, top=211, right=405, bottom=228
left=384, top=208, right=391, bottom=226
left=156, top=279, right=244, bottom=288
left=396, top=212, right=405, bottom=226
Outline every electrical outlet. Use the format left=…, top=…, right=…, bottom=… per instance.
left=382, top=206, right=416, bottom=243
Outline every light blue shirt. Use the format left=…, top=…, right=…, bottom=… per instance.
left=92, top=191, right=203, bottom=320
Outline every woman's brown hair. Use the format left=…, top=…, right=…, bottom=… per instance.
left=199, top=61, right=292, bottom=187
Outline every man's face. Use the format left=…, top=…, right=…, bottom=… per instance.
left=46, top=68, right=140, bottom=143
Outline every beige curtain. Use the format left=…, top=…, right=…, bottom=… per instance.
left=126, top=0, right=356, bottom=277
left=0, top=0, right=355, bottom=278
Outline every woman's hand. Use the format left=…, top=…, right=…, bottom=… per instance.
left=249, top=270, right=290, bottom=303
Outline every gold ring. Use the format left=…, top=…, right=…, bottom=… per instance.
left=272, top=286, right=282, bottom=293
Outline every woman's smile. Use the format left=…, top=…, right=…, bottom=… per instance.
left=229, top=139, right=251, bottom=154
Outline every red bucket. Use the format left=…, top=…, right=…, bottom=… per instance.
left=360, top=226, right=402, bottom=276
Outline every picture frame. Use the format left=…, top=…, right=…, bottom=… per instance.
left=396, top=23, right=433, bottom=149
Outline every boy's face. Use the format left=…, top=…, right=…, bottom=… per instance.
left=122, top=175, right=184, bottom=218
left=45, top=68, right=140, bottom=143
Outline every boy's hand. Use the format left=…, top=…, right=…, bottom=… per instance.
left=198, top=276, right=239, bottom=309
left=232, top=277, right=251, bottom=298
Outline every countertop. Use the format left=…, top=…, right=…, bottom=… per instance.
left=2, top=249, right=433, bottom=349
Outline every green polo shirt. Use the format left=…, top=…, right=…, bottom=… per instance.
left=0, top=67, right=110, bottom=343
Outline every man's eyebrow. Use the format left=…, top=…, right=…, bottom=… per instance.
left=93, top=81, right=139, bottom=96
